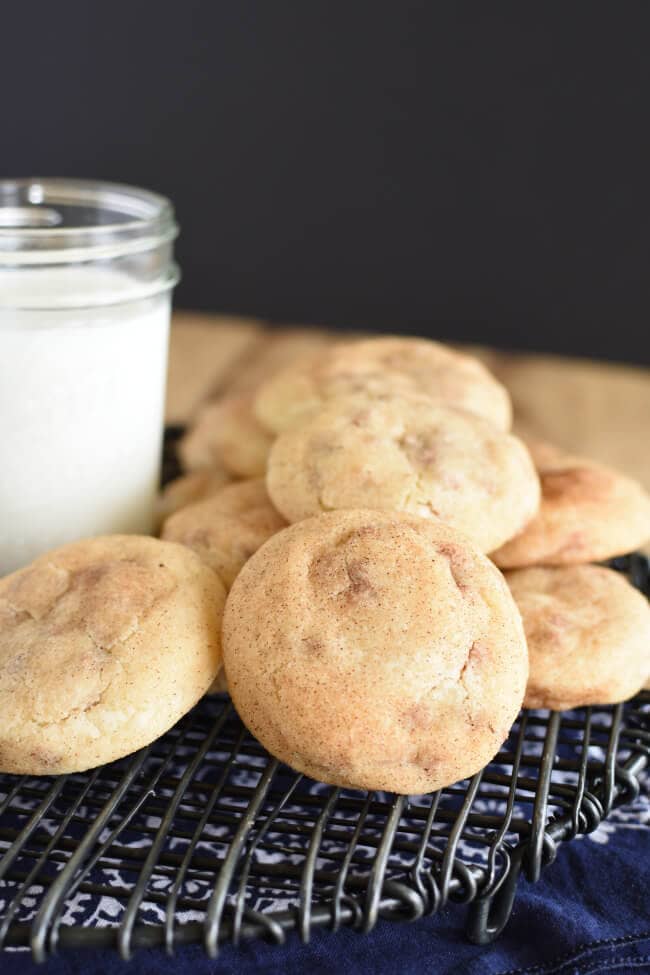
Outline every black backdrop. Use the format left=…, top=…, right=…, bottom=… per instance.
left=4, top=2, right=650, bottom=364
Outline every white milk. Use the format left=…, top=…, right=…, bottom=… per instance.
left=0, top=268, right=171, bottom=574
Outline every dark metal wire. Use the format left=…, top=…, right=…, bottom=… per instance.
left=0, top=685, right=648, bottom=959
left=0, top=431, right=647, bottom=961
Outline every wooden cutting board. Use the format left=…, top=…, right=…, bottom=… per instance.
left=166, top=311, right=650, bottom=496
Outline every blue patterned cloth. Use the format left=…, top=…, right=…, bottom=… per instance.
left=4, top=775, right=648, bottom=975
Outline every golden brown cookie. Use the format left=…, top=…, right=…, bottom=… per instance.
left=161, top=478, right=287, bottom=589
left=266, top=395, right=539, bottom=553
left=506, top=564, right=650, bottom=710
left=223, top=509, right=528, bottom=794
left=254, top=335, right=513, bottom=434
left=0, top=535, right=226, bottom=775
left=161, top=479, right=286, bottom=698
left=179, top=393, right=274, bottom=478
left=492, top=440, right=650, bottom=568
left=155, top=468, right=233, bottom=527
left=227, top=328, right=335, bottom=395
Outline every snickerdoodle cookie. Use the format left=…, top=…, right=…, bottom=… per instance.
left=226, top=328, right=335, bottom=395
left=156, top=468, right=233, bottom=526
left=492, top=440, right=650, bottom=568
left=162, top=478, right=287, bottom=589
left=254, top=336, right=513, bottom=434
left=0, top=535, right=226, bottom=775
left=223, top=510, right=528, bottom=794
left=180, top=393, right=274, bottom=478
left=506, top=564, right=650, bottom=710
left=266, top=395, right=539, bottom=552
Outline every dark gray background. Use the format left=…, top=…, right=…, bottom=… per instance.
left=4, top=2, right=650, bottom=363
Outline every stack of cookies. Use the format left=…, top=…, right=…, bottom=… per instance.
left=164, top=335, right=650, bottom=792
left=1, top=334, right=649, bottom=793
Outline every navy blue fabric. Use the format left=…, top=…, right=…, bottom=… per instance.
left=3, top=781, right=648, bottom=975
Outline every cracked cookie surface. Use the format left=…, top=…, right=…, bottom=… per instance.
left=506, top=564, right=650, bottom=710
left=0, top=535, right=226, bottom=774
left=254, top=336, right=512, bottom=434
left=491, top=439, right=650, bottom=568
left=223, top=510, right=528, bottom=794
left=266, top=395, right=539, bottom=552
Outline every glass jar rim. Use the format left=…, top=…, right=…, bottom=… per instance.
left=0, top=178, right=179, bottom=265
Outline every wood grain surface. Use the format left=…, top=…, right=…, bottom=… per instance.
left=167, top=312, right=650, bottom=494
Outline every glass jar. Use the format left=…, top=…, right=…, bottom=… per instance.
left=0, top=178, right=180, bottom=574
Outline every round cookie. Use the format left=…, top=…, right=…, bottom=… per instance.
left=161, top=479, right=285, bottom=698
left=161, top=478, right=287, bottom=589
left=254, top=336, right=513, bottom=434
left=227, top=329, right=335, bottom=395
left=155, top=468, right=233, bottom=527
left=0, top=535, right=226, bottom=775
left=506, top=564, right=650, bottom=710
left=223, top=509, right=528, bottom=794
left=180, top=393, right=274, bottom=478
left=492, top=440, right=650, bottom=568
left=266, top=395, right=539, bottom=553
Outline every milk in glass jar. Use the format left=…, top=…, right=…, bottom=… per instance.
left=0, top=179, right=180, bottom=573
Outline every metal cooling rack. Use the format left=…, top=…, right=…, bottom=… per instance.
left=0, top=431, right=648, bottom=963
